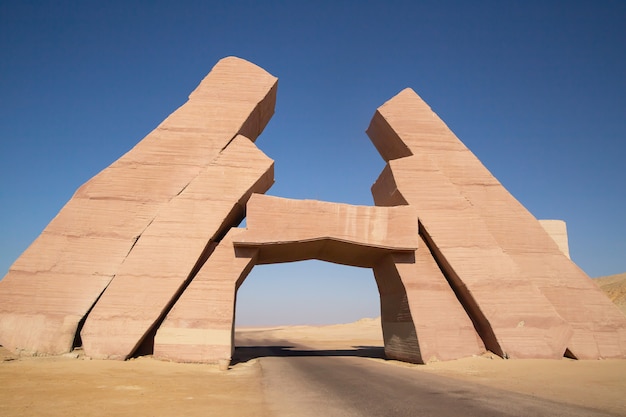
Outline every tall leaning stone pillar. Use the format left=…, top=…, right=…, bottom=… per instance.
left=153, top=229, right=258, bottom=363
left=0, top=57, right=277, bottom=357
left=374, top=236, right=485, bottom=364
left=368, top=88, right=626, bottom=359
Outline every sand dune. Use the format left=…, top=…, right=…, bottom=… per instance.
left=595, top=272, right=626, bottom=315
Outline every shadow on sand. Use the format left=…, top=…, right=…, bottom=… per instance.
left=232, top=345, right=385, bottom=364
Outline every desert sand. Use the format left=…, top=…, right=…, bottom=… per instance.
left=1, top=275, right=626, bottom=416
left=596, top=272, right=626, bottom=315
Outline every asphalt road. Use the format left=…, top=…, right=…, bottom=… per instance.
left=241, top=346, right=619, bottom=417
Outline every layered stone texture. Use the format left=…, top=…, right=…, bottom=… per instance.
left=234, top=194, right=419, bottom=266
left=373, top=235, right=485, bottom=363
left=0, top=57, right=278, bottom=357
left=154, top=228, right=258, bottom=363
left=81, top=136, right=274, bottom=359
left=368, top=88, right=626, bottom=359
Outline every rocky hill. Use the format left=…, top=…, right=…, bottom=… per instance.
left=595, top=272, right=626, bottom=316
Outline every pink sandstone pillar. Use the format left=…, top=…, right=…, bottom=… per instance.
left=80, top=135, right=273, bottom=359
left=0, top=57, right=277, bottom=356
left=154, top=229, right=258, bottom=363
left=368, top=88, right=626, bottom=359
left=374, top=235, right=485, bottom=363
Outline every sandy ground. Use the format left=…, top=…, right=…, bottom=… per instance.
left=2, top=317, right=626, bottom=416
left=415, top=355, right=626, bottom=415
left=0, top=346, right=269, bottom=417
left=236, top=318, right=626, bottom=416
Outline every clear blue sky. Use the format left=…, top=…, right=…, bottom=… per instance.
left=1, top=1, right=625, bottom=325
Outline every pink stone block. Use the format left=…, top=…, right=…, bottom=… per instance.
left=235, top=194, right=419, bottom=267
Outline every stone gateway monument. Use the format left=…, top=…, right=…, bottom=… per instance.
left=0, top=57, right=625, bottom=364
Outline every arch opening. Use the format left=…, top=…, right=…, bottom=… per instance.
left=233, top=260, right=385, bottom=363
left=151, top=196, right=457, bottom=365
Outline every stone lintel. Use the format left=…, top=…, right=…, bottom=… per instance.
left=233, top=194, right=418, bottom=268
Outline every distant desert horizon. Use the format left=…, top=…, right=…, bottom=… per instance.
left=235, top=272, right=626, bottom=329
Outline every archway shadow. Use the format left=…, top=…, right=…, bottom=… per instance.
left=232, top=345, right=385, bottom=365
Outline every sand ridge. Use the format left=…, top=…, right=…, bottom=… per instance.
left=595, top=272, right=626, bottom=315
